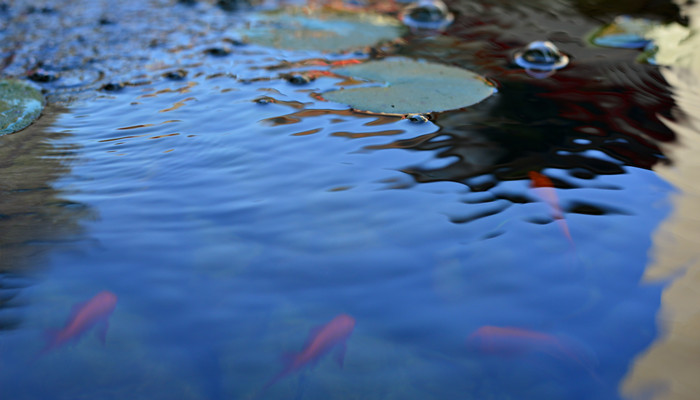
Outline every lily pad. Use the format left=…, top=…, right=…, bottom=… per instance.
left=589, top=15, right=657, bottom=49
left=321, top=58, right=495, bottom=115
left=0, top=80, right=44, bottom=136
left=240, top=8, right=405, bottom=52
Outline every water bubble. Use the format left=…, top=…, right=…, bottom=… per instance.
left=513, top=41, right=569, bottom=72
left=407, top=113, right=430, bottom=123
left=400, top=0, right=454, bottom=32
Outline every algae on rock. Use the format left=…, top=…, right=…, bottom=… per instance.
left=0, top=80, right=44, bottom=136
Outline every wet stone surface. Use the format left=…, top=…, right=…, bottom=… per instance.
left=0, top=0, right=255, bottom=104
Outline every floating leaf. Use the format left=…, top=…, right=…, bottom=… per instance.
left=589, top=16, right=657, bottom=49
left=321, top=58, right=495, bottom=115
left=0, top=80, right=44, bottom=136
left=240, top=8, right=404, bottom=52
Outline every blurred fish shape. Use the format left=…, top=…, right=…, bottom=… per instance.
left=40, top=291, right=118, bottom=355
left=262, top=314, right=356, bottom=392
left=466, top=326, right=599, bottom=379
left=529, top=171, right=573, bottom=245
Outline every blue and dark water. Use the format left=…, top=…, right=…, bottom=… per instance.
left=0, top=0, right=692, bottom=399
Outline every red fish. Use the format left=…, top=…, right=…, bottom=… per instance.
left=466, top=326, right=598, bottom=379
left=41, top=291, right=118, bottom=354
left=529, top=171, right=573, bottom=244
left=262, top=314, right=355, bottom=392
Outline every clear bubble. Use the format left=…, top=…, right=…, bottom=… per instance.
left=407, top=113, right=430, bottom=123
left=399, top=0, right=454, bottom=32
left=513, top=41, right=569, bottom=72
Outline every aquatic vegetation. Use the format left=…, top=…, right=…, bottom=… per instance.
left=588, top=15, right=697, bottom=65
left=399, top=0, right=454, bottom=32
left=0, top=79, right=43, bottom=135
left=40, top=291, right=118, bottom=355
left=589, top=15, right=657, bottom=49
left=321, top=57, right=495, bottom=114
left=239, top=7, right=404, bottom=52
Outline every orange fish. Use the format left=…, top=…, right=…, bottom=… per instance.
left=529, top=171, right=573, bottom=244
left=328, top=59, right=363, bottom=67
left=262, top=314, right=355, bottom=392
left=466, top=326, right=598, bottom=379
left=41, top=291, right=118, bottom=354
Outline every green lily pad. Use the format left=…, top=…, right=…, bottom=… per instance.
left=589, top=16, right=657, bottom=49
left=241, top=8, right=404, bottom=52
left=321, top=58, right=495, bottom=115
left=0, top=80, right=44, bottom=135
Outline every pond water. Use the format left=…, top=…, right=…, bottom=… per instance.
left=1, top=0, right=698, bottom=399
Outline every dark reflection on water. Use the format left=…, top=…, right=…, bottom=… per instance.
left=384, top=0, right=681, bottom=226
left=402, top=1, right=677, bottom=173
left=0, top=0, right=691, bottom=399
left=0, top=107, right=89, bottom=331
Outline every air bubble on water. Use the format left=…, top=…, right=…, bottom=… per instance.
left=513, top=41, right=569, bottom=72
left=407, top=113, right=430, bottom=123
left=399, top=0, right=454, bottom=32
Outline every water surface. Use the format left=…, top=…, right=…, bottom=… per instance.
left=0, top=0, right=696, bottom=399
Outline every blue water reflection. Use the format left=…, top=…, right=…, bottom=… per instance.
left=0, top=1, right=684, bottom=399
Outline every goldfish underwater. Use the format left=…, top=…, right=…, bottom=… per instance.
left=259, top=314, right=355, bottom=395
left=40, top=291, right=117, bottom=355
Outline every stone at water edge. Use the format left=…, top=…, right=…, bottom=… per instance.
left=0, top=80, right=44, bottom=136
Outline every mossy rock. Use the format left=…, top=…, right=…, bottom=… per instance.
left=0, top=80, right=44, bottom=135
